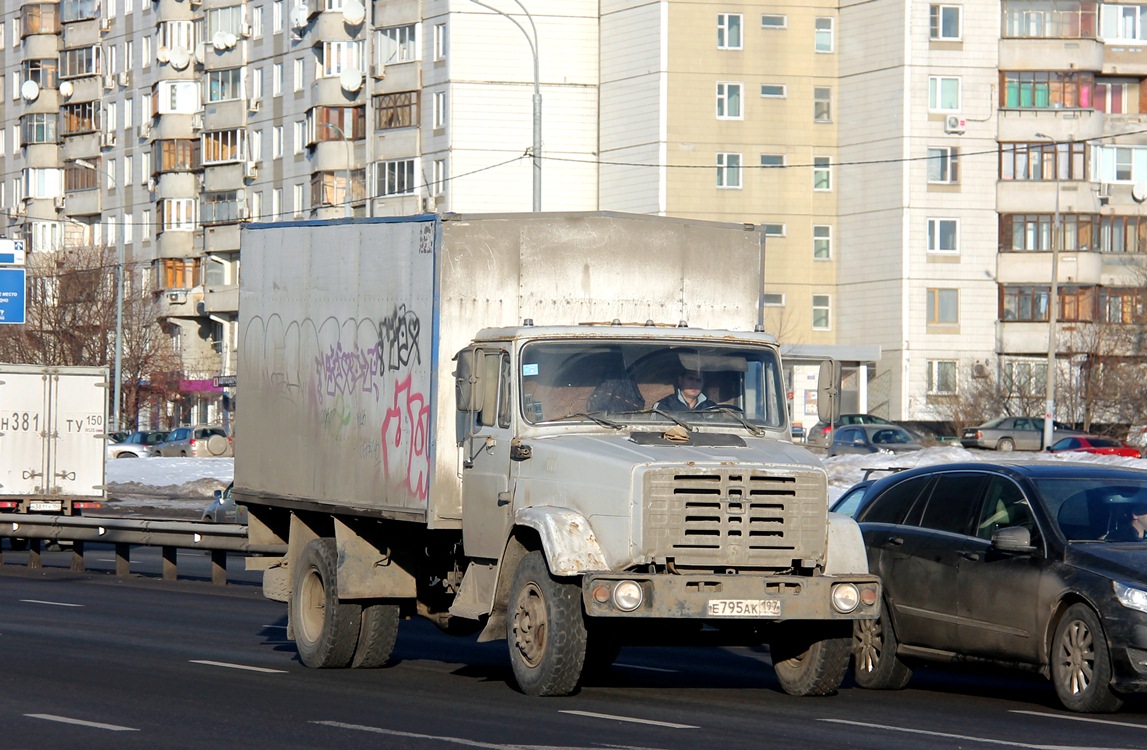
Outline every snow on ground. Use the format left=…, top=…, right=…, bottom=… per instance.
left=104, top=457, right=233, bottom=517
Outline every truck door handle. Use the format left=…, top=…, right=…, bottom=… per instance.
left=960, top=551, right=980, bottom=561
left=882, top=536, right=904, bottom=547
left=497, top=492, right=511, bottom=506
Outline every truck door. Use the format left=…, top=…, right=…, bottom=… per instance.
left=461, top=349, right=515, bottom=561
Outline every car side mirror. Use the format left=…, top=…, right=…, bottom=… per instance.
left=213, top=489, right=223, bottom=500
left=992, top=525, right=1036, bottom=554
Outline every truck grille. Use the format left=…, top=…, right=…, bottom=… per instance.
left=643, top=466, right=827, bottom=569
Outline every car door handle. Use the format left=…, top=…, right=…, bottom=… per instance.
left=497, top=491, right=511, bottom=506
left=881, top=536, right=905, bottom=547
left=960, top=551, right=980, bottom=561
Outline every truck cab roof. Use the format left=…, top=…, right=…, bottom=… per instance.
left=470, top=323, right=779, bottom=346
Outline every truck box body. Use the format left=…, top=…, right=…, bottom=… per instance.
left=0, top=364, right=108, bottom=513
left=238, top=212, right=765, bottom=526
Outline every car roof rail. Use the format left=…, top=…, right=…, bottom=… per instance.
left=861, top=466, right=912, bottom=481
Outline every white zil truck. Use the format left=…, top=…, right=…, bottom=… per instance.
left=236, top=212, right=880, bottom=696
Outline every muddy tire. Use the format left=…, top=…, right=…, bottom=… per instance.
left=506, top=550, right=587, bottom=696
left=290, top=538, right=362, bottom=668
left=853, top=603, right=912, bottom=690
left=1051, top=604, right=1122, bottom=713
left=351, top=601, right=400, bottom=669
left=771, top=622, right=851, bottom=696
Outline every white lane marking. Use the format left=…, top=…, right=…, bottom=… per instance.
left=614, top=663, right=677, bottom=673
left=20, top=599, right=83, bottom=607
left=25, top=714, right=138, bottom=732
left=819, top=718, right=1123, bottom=750
left=559, top=710, right=698, bottom=729
left=262, top=624, right=288, bottom=629
left=190, top=659, right=288, bottom=674
left=1010, top=710, right=1147, bottom=730
left=312, top=721, right=666, bottom=749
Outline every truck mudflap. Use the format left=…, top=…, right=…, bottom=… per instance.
left=514, top=507, right=608, bottom=576
left=582, top=572, right=881, bottom=621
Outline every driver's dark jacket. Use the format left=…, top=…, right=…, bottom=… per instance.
left=653, top=389, right=712, bottom=412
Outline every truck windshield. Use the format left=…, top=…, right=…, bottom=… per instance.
left=519, top=339, right=787, bottom=430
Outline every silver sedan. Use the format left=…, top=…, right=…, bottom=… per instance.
left=960, top=417, right=1080, bottom=452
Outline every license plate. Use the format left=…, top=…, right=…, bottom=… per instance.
left=706, top=599, right=781, bottom=617
left=28, top=501, right=61, bottom=512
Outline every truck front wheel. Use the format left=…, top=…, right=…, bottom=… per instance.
left=290, top=538, right=362, bottom=668
left=770, top=621, right=851, bottom=696
left=506, top=550, right=587, bottom=696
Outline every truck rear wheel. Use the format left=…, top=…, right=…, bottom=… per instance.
left=506, top=550, right=587, bottom=696
left=351, top=601, right=400, bottom=669
left=290, top=538, right=362, bottom=668
left=770, top=621, right=851, bottom=696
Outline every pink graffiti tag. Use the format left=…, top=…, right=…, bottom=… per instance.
left=381, top=373, right=430, bottom=502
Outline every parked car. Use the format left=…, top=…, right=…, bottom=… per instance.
left=807, top=413, right=895, bottom=448
left=842, top=461, right=1147, bottom=712
left=960, top=416, right=1081, bottom=452
left=826, top=424, right=924, bottom=458
left=201, top=482, right=246, bottom=524
left=106, top=430, right=170, bottom=459
left=106, top=431, right=129, bottom=444
left=830, top=480, right=876, bottom=518
left=1049, top=435, right=1142, bottom=459
left=156, top=425, right=233, bottom=457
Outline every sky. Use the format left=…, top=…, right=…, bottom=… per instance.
left=105, top=446, right=1146, bottom=505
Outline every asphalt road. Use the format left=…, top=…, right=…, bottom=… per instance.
left=1, top=551, right=1146, bottom=750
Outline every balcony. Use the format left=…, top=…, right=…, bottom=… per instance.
left=999, top=38, right=1104, bottom=72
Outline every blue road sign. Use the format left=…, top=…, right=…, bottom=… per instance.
left=0, top=268, right=26, bottom=324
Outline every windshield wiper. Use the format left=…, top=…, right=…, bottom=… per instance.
left=642, top=408, right=695, bottom=432
left=700, top=406, right=767, bottom=436
left=548, top=412, right=625, bottom=429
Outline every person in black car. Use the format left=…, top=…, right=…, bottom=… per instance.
left=1107, top=501, right=1147, bottom=541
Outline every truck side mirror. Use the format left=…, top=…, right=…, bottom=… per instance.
left=453, top=347, right=484, bottom=412
left=817, top=359, right=841, bottom=425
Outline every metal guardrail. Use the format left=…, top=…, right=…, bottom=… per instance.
left=0, top=513, right=286, bottom=586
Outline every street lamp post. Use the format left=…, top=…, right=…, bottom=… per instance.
left=471, top=0, right=541, bottom=211
left=320, top=123, right=354, bottom=218
left=1035, top=133, right=1060, bottom=449
left=75, top=158, right=124, bottom=433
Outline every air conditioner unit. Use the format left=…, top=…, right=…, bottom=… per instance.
left=244, top=161, right=258, bottom=179
left=972, top=362, right=990, bottom=379
left=371, top=63, right=386, bottom=80
left=165, top=290, right=187, bottom=304
left=100, top=131, right=117, bottom=148
left=103, top=73, right=115, bottom=90
left=944, top=114, right=966, bottom=134
left=119, top=71, right=130, bottom=87
left=191, top=113, right=203, bottom=131
left=146, top=176, right=156, bottom=192
left=54, top=196, right=66, bottom=211
left=190, top=0, right=202, bottom=6
left=99, top=17, right=111, bottom=32
left=139, top=121, right=152, bottom=138
left=240, top=22, right=253, bottom=37
left=238, top=205, right=250, bottom=219
left=247, top=97, right=261, bottom=113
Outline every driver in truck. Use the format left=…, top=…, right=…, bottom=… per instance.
left=653, top=369, right=712, bottom=411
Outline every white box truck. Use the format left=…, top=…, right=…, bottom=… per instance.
left=237, top=213, right=879, bottom=696
left=0, top=364, right=108, bottom=515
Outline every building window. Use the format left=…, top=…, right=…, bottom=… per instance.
left=717, top=152, right=742, bottom=188
left=272, top=63, right=282, bottom=95
left=157, top=19, right=194, bottom=51
left=206, top=5, right=243, bottom=36
left=928, top=218, right=959, bottom=253
left=293, top=183, right=304, bottom=216
left=273, top=0, right=282, bottom=32
left=760, top=84, right=786, bottom=98
left=432, top=159, right=446, bottom=195
left=716, top=82, right=743, bottom=119
left=433, top=91, right=446, bottom=128
left=308, top=106, right=366, bottom=143
left=375, top=91, right=419, bottom=130
left=1002, top=360, right=1046, bottom=396
left=377, top=158, right=416, bottom=196
left=813, top=156, right=832, bottom=190
left=814, top=87, right=832, bottom=122
left=929, top=76, right=961, bottom=111
left=763, top=224, right=785, bottom=237
left=321, top=40, right=364, bottom=77
left=762, top=293, right=785, bottom=306
left=22, top=59, right=58, bottom=89
left=202, top=129, right=245, bottom=164
left=65, top=159, right=99, bottom=191
left=813, top=225, right=832, bottom=259
left=1002, top=71, right=1092, bottom=109
left=999, top=141, right=1087, bottom=180
left=761, top=154, right=785, bottom=168
left=158, top=198, right=198, bottom=233
left=20, top=113, right=57, bottom=144
left=434, top=23, right=446, bottom=60
left=1003, top=0, right=1096, bottom=39
left=815, top=17, right=834, bottom=52
left=926, top=360, right=958, bottom=394
left=206, top=67, right=242, bottom=102
left=812, top=294, right=831, bottom=330
left=717, top=13, right=742, bottom=49
left=153, top=80, right=200, bottom=114
left=927, top=288, right=959, bottom=324
left=158, top=258, right=201, bottom=289
left=61, top=0, right=99, bottom=23
left=378, top=24, right=418, bottom=65
left=24, top=2, right=62, bottom=33
left=1099, top=287, right=1146, bottom=323
left=293, top=58, right=304, bottom=91
left=59, top=46, right=102, bottom=79
left=1001, top=285, right=1050, bottom=321
left=1100, top=4, right=1147, bottom=41
left=927, top=146, right=959, bottom=183
left=272, top=187, right=282, bottom=218
left=930, top=5, right=962, bottom=40
left=273, top=125, right=283, bottom=158
left=153, top=139, right=200, bottom=171
left=310, top=170, right=366, bottom=207
left=61, top=101, right=101, bottom=135
left=23, top=167, right=63, bottom=198
left=761, top=15, right=787, bottom=29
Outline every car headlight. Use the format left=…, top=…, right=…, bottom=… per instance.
left=612, top=580, right=644, bottom=611
left=831, top=583, right=860, bottom=614
left=1113, top=581, right=1147, bottom=614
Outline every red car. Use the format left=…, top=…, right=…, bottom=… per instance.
left=1048, top=435, right=1142, bottom=458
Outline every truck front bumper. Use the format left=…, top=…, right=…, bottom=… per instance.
left=582, top=572, right=881, bottom=621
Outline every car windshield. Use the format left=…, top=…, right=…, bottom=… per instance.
left=1034, top=477, right=1147, bottom=542
left=519, top=339, right=787, bottom=431
left=871, top=428, right=911, bottom=444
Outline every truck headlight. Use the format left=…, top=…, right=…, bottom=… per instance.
left=1114, top=581, right=1147, bottom=614
left=612, top=580, right=643, bottom=611
left=831, top=583, right=860, bottom=614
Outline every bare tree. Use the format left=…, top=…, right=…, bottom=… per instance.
left=927, top=358, right=1007, bottom=437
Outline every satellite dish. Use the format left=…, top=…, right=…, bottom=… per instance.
left=21, top=80, right=41, bottom=101
left=195, top=42, right=206, bottom=63
left=170, top=47, right=191, bottom=70
left=290, top=4, right=309, bottom=30
left=212, top=31, right=229, bottom=51
left=59, top=80, right=74, bottom=98
left=339, top=67, right=364, bottom=92
left=342, top=0, right=365, bottom=25
left=1135, top=184, right=1147, bottom=203
left=157, top=46, right=170, bottom=63
left=223, top=32, right=239, bottom=48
